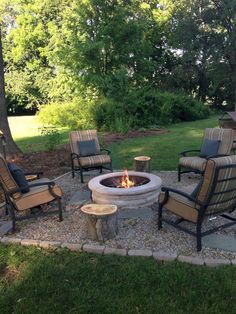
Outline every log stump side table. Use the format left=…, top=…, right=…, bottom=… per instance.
left=81, top=204, right=118, bottom=242
left=134, top=156, right=151, bottom=172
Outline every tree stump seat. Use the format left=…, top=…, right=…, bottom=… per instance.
left=81, top=204, right=118, bottom=242
left=134, top=156, right=151, bottom=172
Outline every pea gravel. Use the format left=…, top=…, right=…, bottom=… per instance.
left=6, top=170, right=236, bottom=260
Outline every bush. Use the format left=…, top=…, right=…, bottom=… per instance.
left=37, top=91, right=210, bottom=133
left=37, top=100, right=95, bottom=130
left=92, top=91, right=210, bottom=131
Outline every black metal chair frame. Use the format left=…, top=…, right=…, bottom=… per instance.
left=1, top=180, right=63, bottom=232
left=71, top=148, right=113, bottom=183
left=159, top=163, right=236, bottom=251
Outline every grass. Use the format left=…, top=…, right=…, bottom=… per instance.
left=8, top=116, right=70, bottom=153
left=109, top=116, right=219, bottom=170
left=0, top=244, right=236, bottom=314
left=9, top=115, right=219, bottom=170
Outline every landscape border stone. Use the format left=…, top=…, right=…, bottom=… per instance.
left=0, top=236, right=233, bottom=266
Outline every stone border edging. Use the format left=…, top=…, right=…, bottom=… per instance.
left=0, top=236, right=235, bottom=267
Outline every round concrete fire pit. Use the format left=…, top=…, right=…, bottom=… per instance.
left=88, top=171, right=162, bottom=208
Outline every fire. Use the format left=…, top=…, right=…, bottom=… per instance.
left=120, top=169, right=135, bottom=188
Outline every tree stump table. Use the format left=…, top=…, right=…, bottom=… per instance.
left=134, top=156, right=151, bottom=172
left=81, top=204, right=118, bottom=242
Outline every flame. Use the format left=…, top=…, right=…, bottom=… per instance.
left=120, top=169, right=135, bottom=188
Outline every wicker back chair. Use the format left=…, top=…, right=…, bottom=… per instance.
left=0, top=154, right=63, bottom=231
left=178, top=128, right=234, bottom=181
left=69, top=130, right=112, bottom=183
left=159, top=155, right=236, bottom=251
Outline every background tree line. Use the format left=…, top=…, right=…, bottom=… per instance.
left=1, top=0, right=236, bottom=133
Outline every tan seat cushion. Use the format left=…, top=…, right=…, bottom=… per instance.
left=159, top=191, right=198, bottom=223
left=13, top=178, right=63, bottom=211
left=79, top=154, right=112, bottom=167
left=179, top=156, right=206, bottom=172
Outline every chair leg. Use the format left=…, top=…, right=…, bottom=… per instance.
left=178, top=165, right=181, bottom=182
left=8, top=204, right=16, bottom=232
left=72, top=170, right=75, bottom=178
left=99, top=167, right=103, bottom=173
left=80, top=168, right=84, bottom=183
left=58, top=197, right=63, bottom=222
left=158, top=204, right=163, bottom=230
left=196, top=222, right=202, bottom=251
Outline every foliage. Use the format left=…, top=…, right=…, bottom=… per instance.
left=37, top=99, right=95, bottom=130
left=92, top=91, right=210, bottom=132
left=1, top=0, right=235, bottom=124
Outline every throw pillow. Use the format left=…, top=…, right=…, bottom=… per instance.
left=199, top=138, right=221, bottom=158
left=78, top=139, right=98, bottom=157
left=8, top=163, right=30, bottom=193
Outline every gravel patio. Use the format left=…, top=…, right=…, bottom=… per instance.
left=3, top=170, right=235, bottom=262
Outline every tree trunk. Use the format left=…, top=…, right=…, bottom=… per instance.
left=0, top=26, right=21, bottom=158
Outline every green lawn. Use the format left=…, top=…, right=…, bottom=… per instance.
left=110, top=115, right=219, bottom=170
left=9, top=115, right=219, bottom=170
left=8, top=116, right=70, bottom=153
left=0, top=244, right=235, bottom=314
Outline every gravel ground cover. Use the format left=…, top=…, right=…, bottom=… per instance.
left=5, top=170, right=236, bottom=260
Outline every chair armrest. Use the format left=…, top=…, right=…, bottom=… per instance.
left=100, top=148, right=111, bottom=155
left=160, top=186, right=201, bottom=208
left=206, top=154, right=229, bottom=160
left=7, top=181, right=55, bottom=196
left=25, top=171, right=44, bottom=180
left=180, top=149, right=200, bottom=157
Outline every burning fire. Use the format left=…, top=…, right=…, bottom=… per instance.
left=119, top=169, right=135, bottom=188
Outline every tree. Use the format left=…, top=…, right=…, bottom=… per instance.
left=0, top=25, right=21, bottom=156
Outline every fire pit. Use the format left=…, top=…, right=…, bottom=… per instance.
left=88, top=171, right=162, bottom=208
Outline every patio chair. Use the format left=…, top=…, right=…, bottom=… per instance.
left=0, top=154, right=63, bottom=231
left=158, top=155, right=236, bottom=251
left=178, top=128, right=234, bottom=181
left=69, top=130, right=112, bottom=183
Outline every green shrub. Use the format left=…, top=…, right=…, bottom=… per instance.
left=37, top=100, right=95, bottom=129
left=92, top=91, right=210, bottom=131
left=37, top=91, right=210, bottom=133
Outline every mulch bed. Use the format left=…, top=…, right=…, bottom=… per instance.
left=10, top=129, right=168, bottom=179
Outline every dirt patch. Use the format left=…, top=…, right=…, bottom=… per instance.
left=9, top=129, right=168, bottom=179
left=103, top=129, right=168, bottom=146
left=2, top=265, right=20, bottom=284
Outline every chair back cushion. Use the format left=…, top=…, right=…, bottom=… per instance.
left=8, top=163, right=30, bottom=193
left=204, top=128, right=233, bottom=155
left=69, top=130, right=100, bottom=157
left=0, top=154, right=21, bottom=199
left=197, top=155, right=236, bottom=215
left=78, top=139, right=98, bottom=157
left=199, top=139, right=221, bottom=158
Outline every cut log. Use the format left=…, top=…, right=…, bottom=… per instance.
left=81, top=204, right=118, bottom=242
left=134, top=156, right=151, bottom=172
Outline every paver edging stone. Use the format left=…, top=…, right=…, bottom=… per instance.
left=153, top=251, right=178, bottom=262
left=1, top=236, right=22, bottom=244
left=21, top=239, right=40, bottom=246
left=128, top=249, right=153, bottom=257
left=0, top=235, right=234, bottom=266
